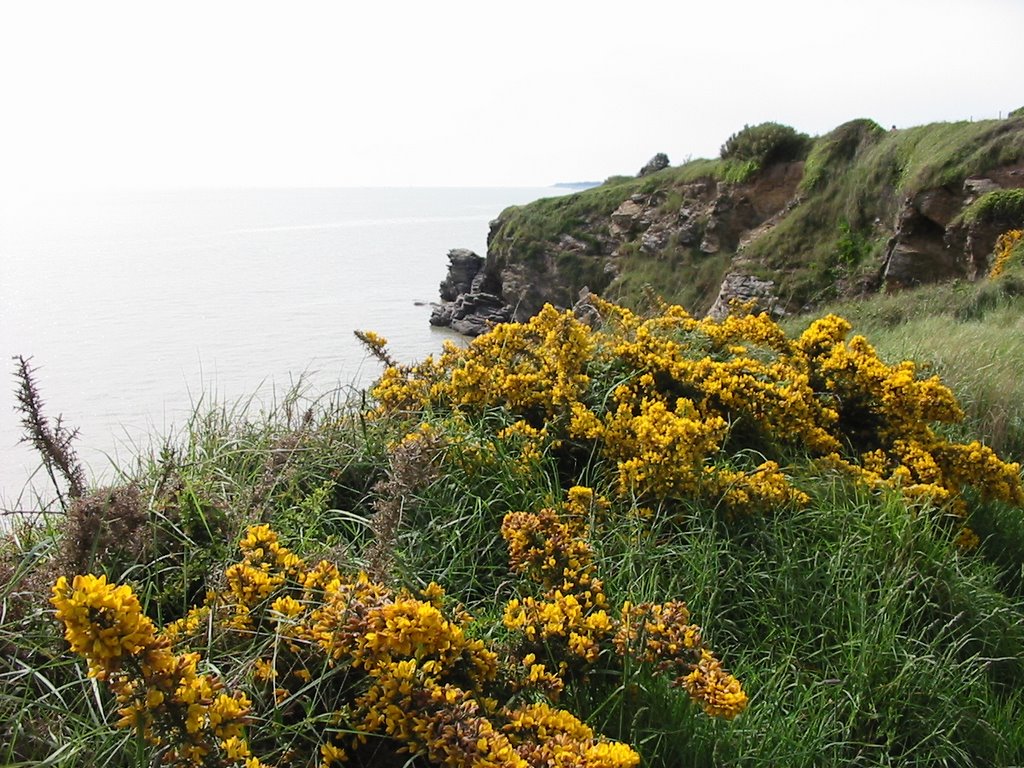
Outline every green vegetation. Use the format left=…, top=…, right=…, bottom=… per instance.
left=960, top=188, right=1024, bottom=225
left=489, top=115, right=1024, bottom=314
left=3, top=271, right=1024, bottom=766
left=608, top=243, right=732, bottom=316
left=800, top=119, right=886, bottom=193
left=719, top=122, right=812, bottom=168
left=745, top=116, right=1024, bottom=306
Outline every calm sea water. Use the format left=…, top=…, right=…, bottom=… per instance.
left=0, top=187, right=564, bottom=507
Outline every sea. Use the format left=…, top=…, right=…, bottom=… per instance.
left=0, top=186, right=566, bottom=509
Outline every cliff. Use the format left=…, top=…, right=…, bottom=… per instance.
left=431, top=116, right=1024, bottom=333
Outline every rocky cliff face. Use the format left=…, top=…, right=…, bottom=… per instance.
left=882, top=172, right=1024, bottom=287
left=432, top=118, right=1024, bottom=334
left=429, top=249, right=512, bottom=336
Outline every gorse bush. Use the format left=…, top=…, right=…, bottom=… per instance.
left=719, top=122, right=811, bottom=167
left=373, top=299, right=1022, bottom=542
left=989, top=229, right=1024, bottom=278
left=52, top=511, right=746, bottom=768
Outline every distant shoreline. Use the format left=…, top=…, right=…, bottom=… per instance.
left=552, top=181, right=601, bottom=190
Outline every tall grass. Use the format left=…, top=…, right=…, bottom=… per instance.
left=0, top=382, right=387, bottom=764
left=3, top=289, right=1023, bottom=767
left=574, top=477, right=1024, bottom=766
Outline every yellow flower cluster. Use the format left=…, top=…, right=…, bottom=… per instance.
left=501, top=489, right=748, bottom=719
left=496, top=420, right=552, bottom=469
left=368, top=296, right=1022, bottom=535
left=221, top=523, right=306, bottom=632
left=988, top=229, right=1023, bottom=278
left=504, top=702, right=641, bottom=768
left=371, top=306, right=591, bottom=423
left=584, top=392, right=729, bottom=498
left=51, top=574, right=258, bottom=767
left=442, top=305, right=594, bottom=419
left=799, top=318, right=1023, bottom=536
left=502, top=488, right=611, bottom=664
left=681, top=649, right=751, bottom=719
left=810, top=330, right=964, bottom=444
left=51, top=573, right=155, bottom=666
left=56, top=525, right=643, bottom=767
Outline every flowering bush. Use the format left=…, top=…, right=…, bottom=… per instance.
left=62, top=519, right=753, bottom=767
left=501, top=487, right=748, bottom=719
left=51, top=574, right=254, bottom=767
left=369, top=299, right=1024, bottom=541
left=54, top=500, right=753, bottom=766
left=988, top=229, right=1023, bottom=278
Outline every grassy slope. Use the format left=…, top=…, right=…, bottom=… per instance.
left=747, top=116, right=1024, bottom=306
left=2, top=248, right=1024, bottom=767
left=491, top=116, right=1024, bottom=313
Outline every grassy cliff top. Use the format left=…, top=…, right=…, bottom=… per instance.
left=488, top=116, right=1024, bottom=312
left=503, top=115, right=1024, bottom=246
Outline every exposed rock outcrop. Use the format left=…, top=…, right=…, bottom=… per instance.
left=706, top=273, right=782, bottom=320
left=883, top=172, right=1024, bottom=287
left=430, top=249, right=512, bottom=336
left=433, top=164, right=806, bottom=332
left=432, top=117, right=1024, bottom=335
left=437, top=248, right=485, bottom=301
left=881, top=198, right=960, bottom=288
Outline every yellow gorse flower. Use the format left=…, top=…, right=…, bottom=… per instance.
left=988, top=229, right=1023, bottom=278
left=368, top=296, right=1022, bottom=542
left=502, top=489, right=748, bottom=720
left=55, top=523, right=648, bottom=767
left=51, top=574, right=157, bottom=666
left=51, top=574, right=256, bottom=766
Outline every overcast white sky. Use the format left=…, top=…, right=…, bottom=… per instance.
left=1, top=0, right=1022, bottom=189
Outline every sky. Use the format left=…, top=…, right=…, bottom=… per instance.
left=1, top=0, right=1022, bottom=189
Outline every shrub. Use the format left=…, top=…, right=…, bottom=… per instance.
left=371, top=300, right=1023, bottom=536
left=52, top=513, right=746, bottom=767
left=638, top=153, right=670, bottom=177
left=989, top=229, right=1024, bottom=278
left=719, top=122, right=811, bottom=167
left=964, top=188, right=1024, bottom=226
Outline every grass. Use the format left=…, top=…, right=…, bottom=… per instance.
left=606, top=247, right=732, bottom=317
left=745, top=116, right=1024, bottom=304
left=489, top=115, right=1024, bottom=315
left=2, top=284, right=1023, bottom=767
left=958, top=188, right=1024, bottom=226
